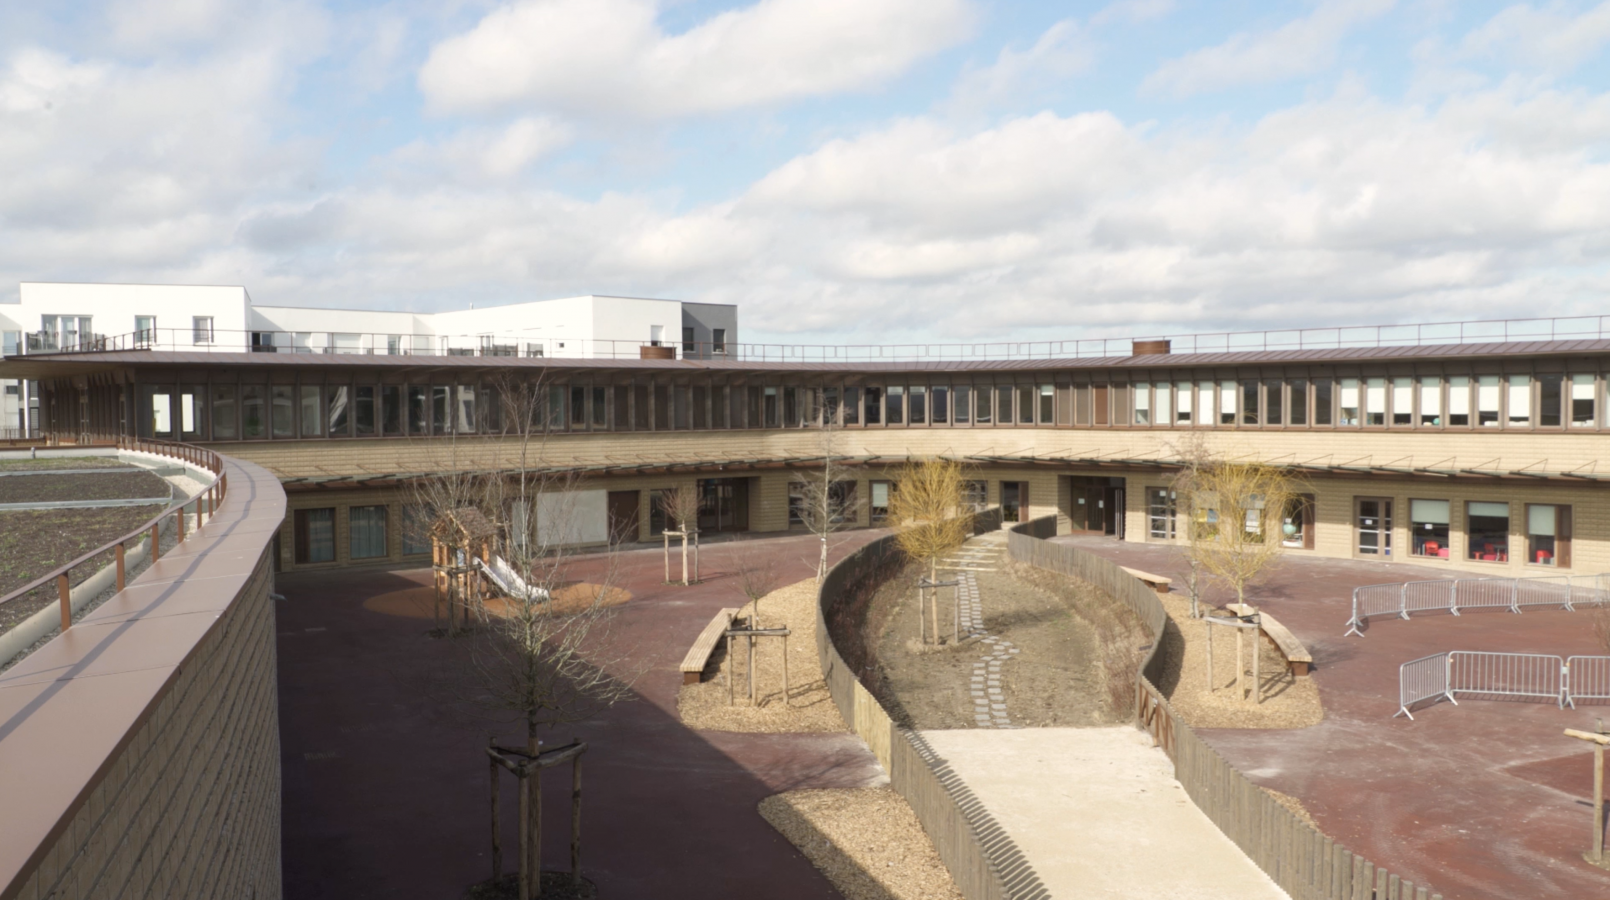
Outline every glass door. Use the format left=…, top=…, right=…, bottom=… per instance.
left=1356, top=498, right=1393, bottom=556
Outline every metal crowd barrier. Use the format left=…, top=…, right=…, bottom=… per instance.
left=1397, top=651, right=1610, bottom=717
left=1347, top=573, right=1610, bottom=636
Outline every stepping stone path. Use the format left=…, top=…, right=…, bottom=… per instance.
left=956, top=534, right=1020, bottom=729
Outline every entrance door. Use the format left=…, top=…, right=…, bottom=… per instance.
left=1356, top=498, right=1393, bottom=557
left=607, top=491, right=640, bottom=543
left=1001, top=482, right=1029, bottom=523
left=1105, top=487, right=1125, bottom=539
left=698, top=478, right=750, bottom=532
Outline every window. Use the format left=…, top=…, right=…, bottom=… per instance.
left=1448, top=376, right=1471, bottom=426
left=328, top=386, right=350, bottom=436
left=909, top=386, right=927, bottom=424
left=402, top=505, right=431, bottom=555
left=550, top=385, right=568, bottom=430
left=843, top=386, right=860, bottom=425
left=243, top=385, right=265, bottom=438
left=1410, top=499, right=1450, bottom=559
left=1538, top=374, right=1562, bottom=427
left=1288, top=379, right=1306, bottom=425
left=683, top=326, right=696, bottom=353
left=964, top=480, right=988, bottom=511
left=1199, top=380, right=1216, bottom=426
left=300, top=385, right=322, bottom=437
left=1266, top=381, right=1282, bottom=425
left=864, top=387, right=882, bottom=424
left=1527, top=504, right=1570, bottom=567
left=407, top=386, right=428, bottom=434
left=1175, top=382, right=1193, bottom=423
left=974, top=385, right=990, bottom=423
left=1282, top=495, right=1314, bottom=549
left=1477, top=375, right=1500, bottom=426
left=432, top=385, right=451, bottom=434
left=1313, top=379, right=1332, bottom=425
left=1419, top=377, right=1441, bottom=426
left=886, top=386, right=904, bottom=424
left=1392, top=378, right=1412, bottom=426
left=870, top=480, right=892, bottom=524
left=1155, top=383, right=1171, bottom=425
left=571, top=386, right=587, bottom=426
left=790, top=481, right=858, bottom=525
left=457, top=386, right=476, bottom=433
left=1147, top=488, right=1176, bottom=540
left=1241, top=381, right=1259, bottom=425
left=593, top=386, right=608, bottom=427
left=2, top=331, right=18, bottom=356
left=144, top=386, right=172, bottom=438
left=271, top=385, right=294, bottom=437
left=953, top=386, right=969, bottom=424
left=1019, top=386, right=1035, bottom=425
left=193, top=316, right=214, bottom=344
left=1039, top=384, right=1054, bottom=424
left=294, top=508, right=336, bottom=564
left=136, top=315, right=156, bottom=345
left=997, top=386, right=1015, bottom=424
left=1339, top=378, right=1360, bottom=425
left=349, top=506, right=388, bottom=560
left=211, top=385, right=237, bottom=439
left=1572, top=374, right=1596, bottom=427
left=932, top=386, right=949, bottom=424
left=1217, top=381, right=1235, bottom=425
left=1365, top=377, right=1386, bottom=426
left=1507, top=375, right=1530, bottom=426
left=354, top=386, right=375, bottom=436
left=1467, top=501, right=1510, bottom=562
left=712, top=328, right=727, bottom=353
left=387, top=335, right=404, bottom=355
left=764, top=386, right=780, bottom=427
left=1134, top=384, right=1151, bottom=425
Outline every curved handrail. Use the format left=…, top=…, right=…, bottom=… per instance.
left=0, top=437, right=229, bottom=633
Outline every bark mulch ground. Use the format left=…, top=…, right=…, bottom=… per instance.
left=0, top=457, right=131, bottom=472
left=760, top=788, right=963, bottom=900
left=0, top=470, right=168, bottom=505
left=866, top=561, right=1142, bottom=729
left=0, top=505, right=164, bottom=629
left=678, top=579, right=846, bottom=733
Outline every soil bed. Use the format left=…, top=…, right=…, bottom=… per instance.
left=760, top=787, right=963, bottom=900
left=678, top=579, right=845, bottom=734
left=0, top=505, right=164, bottom=629
left=0, top=457, right=130, bottom=472
left=867, top=555, right=1142, bottom=729
left=0, top=470, right=168, bottom=505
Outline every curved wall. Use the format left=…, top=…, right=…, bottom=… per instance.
left=0, top=453, right=286, bottom=900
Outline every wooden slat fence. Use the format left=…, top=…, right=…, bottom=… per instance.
left=1005, top=515, right=1442, bottom=900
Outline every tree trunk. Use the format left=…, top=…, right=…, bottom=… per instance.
left=570, top=756, right=582, bottom=885
left=930, top=558, right=939, bottom=645
left=490, top=739, right=502, bottom=881
left=526, top=727, right=542, bottom=900
left=680, top=533, right=689, bottom=585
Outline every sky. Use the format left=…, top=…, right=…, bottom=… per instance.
left=2, top=0, right=1609, bottom=347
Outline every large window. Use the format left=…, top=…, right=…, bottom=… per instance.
left=864, top=387, right=882, bottom=424
left=1039, top=384, right=1054, bottom=424
left=964, top=480, right=988, bottom=511
left=1391, top=378, right=1412, bottom=426
left=870, top=480, right=892, bottom=524
left=1477, top=375, right=1500, bottom=426
left=402, top=505, right=431, bottom=555
left=243, top=385, right=265, bottom=438
left=1147, top=488, right=1176, bottom=540
left=885, top=386, right=903, bottom=425
left=1572, top=374, right=1596, bottom=427
left=271, top=385, right=294, bottom=437
left=1281, top=495, right=1314, bottom=549
left=844, top=387, right=861, bottom=425
left=1356, top=498, right=1392, bottom=556
left=1409, top=499, right=1450, bottom=559
left=1155, top=382, right=1171, bottom=424
left=355, top=386, right=376, bottom=436
left=1241, top=381, right=1259, bottom=425
left=328, top=386, right=350, bottom=436
left=1339, top=378, right=1359, bottom=425
left=997, top=386, right=1015, bottom=424
left=1313, top=379, right=1332, bottom=425
left=1448, top=376, right=1470, bottom=426
left=192, top=316, right=214, bottom=345
left=1467, top=501, right=1510, bottom=562
left=1019, top=386, right=1035, bottom=424
left=432, top=385, right=451, bottom=434
left=1219, top=381, right=1236, bottom=425
left=1507, top=375, right=1530, bottom=426
left=1288, top=379, right=1307, bottom=425
left=952, top=386, right=968, bottom=424
left=932, top=386, right=949, bottom=424
left=1365, top=377, right=1386, bottom=426
left=909, top=386, right=927, bottom=424
left=1134, top=384, right=1151, bottom=425
left=211, top=385, right=237, bottom=439
left=1527, top=504, right=1570, bottom=567
left=381, top=385, right=401, bottom=435
left=1198, top=380, right=1216, bottom=426
left=1176, top=381, right=1193, bottom=424
left=1539, top=374, right=1562, bottom=427
left=1266, top=381, right=1282, bottom=425
left=457, top=385, right=476, bottom=434
left=349, top=505, right=388, bottom=559
left=300, top=385, right=322, bottom=437
left=294, top=508, right=336, bottom=564
left=973, top=386, right=989, bottom=424
left=408, top=386, right=428, bottom=434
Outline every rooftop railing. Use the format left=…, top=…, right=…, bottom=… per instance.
left=8, top=314, right=1610, bottom=363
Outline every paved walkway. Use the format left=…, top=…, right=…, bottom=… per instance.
left=1054, top=535, right=1610, bottom=900
left=923, top=727, right=1288, bottom=899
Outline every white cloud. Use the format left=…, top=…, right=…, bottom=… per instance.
left=1143, top=0, right=1395, bottom=98
left=946, top=19, right=1093, bottom=115
left=1457, top=1, right=1610, bottom=73
left=1091, top=0, right=1176, bottom=27
left=391, top=117, right=574, bottom=181
left=417, top=0, right=975, bottom=118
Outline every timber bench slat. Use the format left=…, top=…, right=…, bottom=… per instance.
left=681, top=607, right=739, bottom=685
left=1228, top=603, right=1314, bottom=676
left=1120, top=566, right=1172, bottom=594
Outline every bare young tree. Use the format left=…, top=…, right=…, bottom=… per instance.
left=888, top=458, right=975, bottom=645
left=657, top=483, right=702, bottom=585
left=730, top=534, right=781, bottom=627
left=794, top=388, right=861, bottom=583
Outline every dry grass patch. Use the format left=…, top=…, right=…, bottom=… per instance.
left=760, top=788, right=963, bottom=900
left=1156, top=591, right=1324, bottom=729
left=678, top=579, right=845, bottom=733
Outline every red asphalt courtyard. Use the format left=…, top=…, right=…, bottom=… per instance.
left=275, top=532, right=884, bottom=900
left=1056, top=534, right=1610, bottom=900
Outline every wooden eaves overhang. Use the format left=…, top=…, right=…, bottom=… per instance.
left=275, top=452, right=1610, bottom=492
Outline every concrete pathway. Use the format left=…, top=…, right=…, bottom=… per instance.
left=922, top=727, right=1289, bottom=900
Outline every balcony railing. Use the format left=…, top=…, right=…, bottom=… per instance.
left=11, top=314, right=1610, bottom=363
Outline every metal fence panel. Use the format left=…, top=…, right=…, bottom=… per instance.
left=1447, top=651, right=1564, bottom=707
left=1396, top=654, right=1453, bottom=719
left=1568, top=656, right=1610, bottom=705
left=1514, top=576, right=1574, bottom=610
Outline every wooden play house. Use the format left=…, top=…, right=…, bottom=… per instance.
left=431, top=506, right=498, bottom=633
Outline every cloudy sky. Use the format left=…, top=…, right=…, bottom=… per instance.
left=2, top=0, right=1609, bottom=346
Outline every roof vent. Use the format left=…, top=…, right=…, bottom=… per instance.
left=1132, top=339, right=1171, bottom=356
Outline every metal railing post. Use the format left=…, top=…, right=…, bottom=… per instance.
left=58, top=571, right=71, bottom=632
left=151, top=521, right=161, bottom=562
left=1509, top=579, right=1521, bottom=614
left=1449, top=579, right=1459, bottom=616
left=116, top=543, right=125, bottom=592
left=1399, top=583, right=1409, bottom=620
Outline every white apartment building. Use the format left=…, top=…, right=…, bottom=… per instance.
left=0, top=282, right=737, bottom=434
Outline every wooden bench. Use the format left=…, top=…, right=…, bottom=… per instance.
left=1228, top=604, right=1313, bottom=676
left=1121, top=566, right=1172, bottom=595
left=680, top=608, right=739, bottom=685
